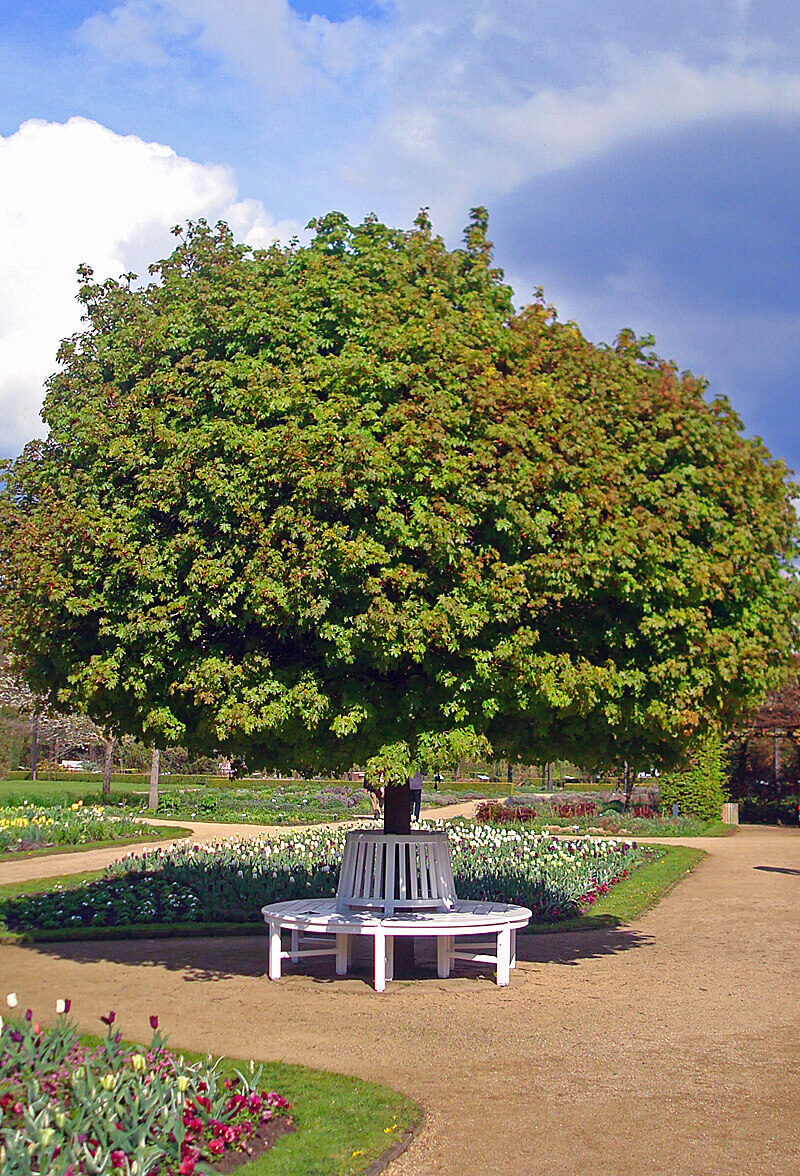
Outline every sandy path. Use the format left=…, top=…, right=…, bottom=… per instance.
left=0, top=825, right=797, bottom=1174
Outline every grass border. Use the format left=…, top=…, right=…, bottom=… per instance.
left=520, top=844, right=705, bottom=934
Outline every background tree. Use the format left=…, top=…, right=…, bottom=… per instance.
left=0, top=211, right=797, bottom=829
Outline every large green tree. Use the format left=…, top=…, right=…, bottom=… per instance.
left=1, top=211, right=797, bottom=821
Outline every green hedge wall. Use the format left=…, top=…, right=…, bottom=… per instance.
left=5, top=770, right=224, bottom=786
left=660, top=736, right=729, bottom=822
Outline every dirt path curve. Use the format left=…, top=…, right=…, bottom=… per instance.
left=1, top=824, right=798, bottom=1175
left=0, top=798, right=485, bottom=885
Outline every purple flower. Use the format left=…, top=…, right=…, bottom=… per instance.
left=25, top=1008, right=32, bottom=1022
left=100, top=1011, right=115, bottom=1027
left=149, top=1015, right=159, bottom=1031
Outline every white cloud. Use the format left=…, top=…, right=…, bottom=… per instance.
left=371, top=56, right=800, bottom=220
left=79, top=0, right=373, bottom=93
left=0, top=117, right=298, bottom=455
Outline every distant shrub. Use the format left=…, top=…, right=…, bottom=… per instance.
left=738, top=796, right=799, bottom=826
left=660, top=736, right=728, bottom=822
left=555, top=801, right=597, bottom=818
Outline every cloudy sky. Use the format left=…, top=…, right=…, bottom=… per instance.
left=1, top=1, right=799, bottom=477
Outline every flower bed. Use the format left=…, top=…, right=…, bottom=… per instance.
left=476, top=799, right=720, bottom=837
left=0, top=822, right=642, bottom=932
left=0, top=803, right=161, bottom=854
left=0, top=997, right=291, bottom=1175
left=476, top=801, right=599, bottom=823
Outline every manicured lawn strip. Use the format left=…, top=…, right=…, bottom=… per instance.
left=522, top=845, right=705, bottom=933
left=0, top=868, right=108, bottom=903
left=121, top=1040, right=420, bottom=1176
left=239, top=1059, right=420, bottom=1176
left=0, top=824, right=192, bottom=862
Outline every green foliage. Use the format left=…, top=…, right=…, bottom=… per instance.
left=659, top=735, right=729, bottom=821
left=1, top=212, right=797, bottom=780
left=4, top=769, right=223, bottom=786
left=738, top=796, right=799, bottom=825
left=0, top=715, right=24, bottom=779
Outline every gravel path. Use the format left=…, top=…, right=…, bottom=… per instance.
left=0, top=823, right=797, bottom=1174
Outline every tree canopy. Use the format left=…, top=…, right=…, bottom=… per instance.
left=0, top=210, right=797, bottom=780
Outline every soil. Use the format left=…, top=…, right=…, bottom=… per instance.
left=212, top=1117, right=295, bottom=1173
left=0, top=822, right=797, bottom=1175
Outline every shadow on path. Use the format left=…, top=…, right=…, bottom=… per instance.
left=515, top=926, right=653, bottom=966
left=753, top=865, right=800, bottom=876
left=27, top=923, right=653, bottom=985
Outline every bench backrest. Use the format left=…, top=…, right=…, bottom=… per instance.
left=336, top=831, right=456, bottom=916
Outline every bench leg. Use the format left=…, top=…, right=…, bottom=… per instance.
left=374, top=930, right=387, bottom=992
left=497, top=926, right=511, bottom=986
left=268, top=922, right=282, bottom=981
left=511, top=928, right=517, bottom=970
left=290, top=928, right=299, bottom=963
left=336, top=933, right=349, bottom=976
left=385, top=935, right=394, bottom=983
left=437, top=934, right=452, bottom=979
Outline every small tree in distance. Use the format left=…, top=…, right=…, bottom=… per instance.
left=1, top=210, right=797, bottom=827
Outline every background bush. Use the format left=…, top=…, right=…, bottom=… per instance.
left=659, top=736, right=728, bottom=821
left=738, top=796, right=799, bottom=825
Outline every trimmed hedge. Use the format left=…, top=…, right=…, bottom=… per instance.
left=5, top=770, right=225, bottom=786
left=660, top=736, right=728, bottom=822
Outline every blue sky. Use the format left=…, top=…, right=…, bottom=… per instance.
left=1, top=1, right=799, bottom=483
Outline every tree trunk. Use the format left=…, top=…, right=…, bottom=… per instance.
left=507, top=762, right=514, bottom=788
left=149, top=746, right=160, bottom=812
left=30, top=714, right=39, bottom=782
left=546, top=762, right=553, bottom=792
left=623, top=761, right=635, bottom=811
left=774, top=735, right=781, bottom=792
left=102, top=735, right=114, bottom=799
left=383, top=780, right=413, bottom=977
left=384, top=779, right=411, bottom=834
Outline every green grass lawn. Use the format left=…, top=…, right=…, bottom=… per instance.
left=157, top=1048, right=420, bottom=1175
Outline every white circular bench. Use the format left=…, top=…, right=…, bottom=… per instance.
left=261, top=830, right=531, bottom=991
left=262, top=897, right=531, bottom=992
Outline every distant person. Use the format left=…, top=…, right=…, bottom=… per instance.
left=364, top=775, right=383, bottom=819
left=409, top=770, right=424, bottom=820
left=433, top=771, right=441, bottom=791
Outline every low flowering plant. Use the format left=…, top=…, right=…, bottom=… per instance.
left=0, top=820, right=643, bottom=933
left=0, top=998, right=292, bottom=1175
left=0, top=804, right=163, bottom=854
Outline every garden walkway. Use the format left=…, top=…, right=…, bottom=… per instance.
left=0, top=824, right=798, bottom=1174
